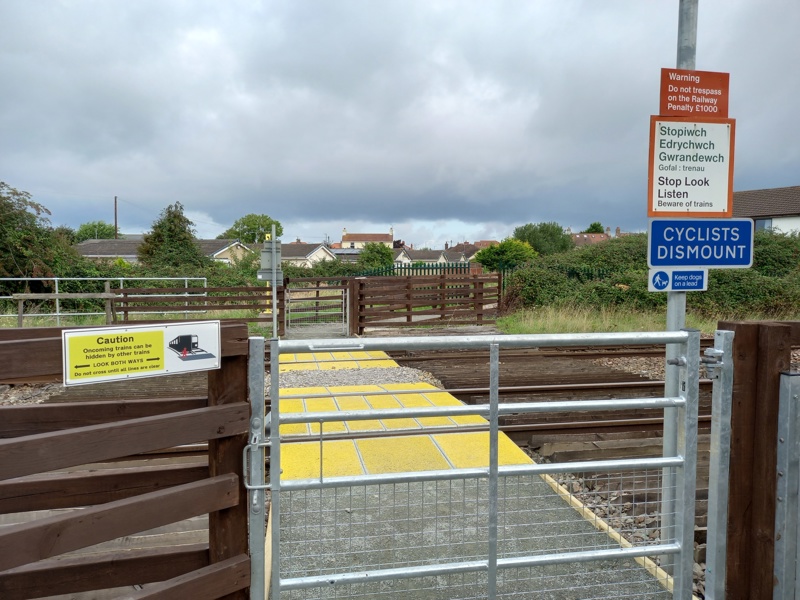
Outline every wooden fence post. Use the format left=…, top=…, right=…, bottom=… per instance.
left=207, top=324, right=250, bottom=600
left=719, top=320, right=791, bottom=600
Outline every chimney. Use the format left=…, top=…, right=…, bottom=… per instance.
left=615, top=226, right=621, bottom=237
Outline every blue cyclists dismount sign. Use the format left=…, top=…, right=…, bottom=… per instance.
left=647, top=218, right=754, bottom=268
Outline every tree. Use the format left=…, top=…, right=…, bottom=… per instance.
left=138, top=202, right=210, bottom=268
left=217, top=214, right=283, bottom=243
left=474, top=238, right=537, bottom=271
left=584, top=222, right=605, bottom=234
left=513, top=222, right=574, bottom=255
left=0, top=182, right=82, bottom=279
left=356, top=242, right=394, bottom=270
left=75, top=220, right=117, bottom=242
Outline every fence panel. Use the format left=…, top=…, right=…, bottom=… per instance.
left=0, top=322, right=251, bottom=600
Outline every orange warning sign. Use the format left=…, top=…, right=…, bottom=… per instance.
left=660, top=68, right=729, bottom=118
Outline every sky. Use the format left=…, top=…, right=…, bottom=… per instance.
left=1, top=1, right=798, bottom=249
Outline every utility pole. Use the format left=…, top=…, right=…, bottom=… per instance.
left=114, top=196, right=118, bottom=239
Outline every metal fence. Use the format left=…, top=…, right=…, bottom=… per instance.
left=0, top=276, right=206, bottom=325
left=244, top=330, right=721, bottom=599
left=285, top=286, right=348, bottom=336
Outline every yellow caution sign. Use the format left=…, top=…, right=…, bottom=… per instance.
left=63, top=321, right=221, bottom=386
left=67, top=330, right=164, bottom=382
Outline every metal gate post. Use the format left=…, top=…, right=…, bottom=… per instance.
left=705, top=329, right=735, bottom=600
left=773, top=373, right=800, bottom=600
left=488, top=343, right=500, bottom=600
left=673, top=329, right=700, bottom=599
left=269, top=338, right=282, bottom=600
left=248, top=337, right=267, bottom=600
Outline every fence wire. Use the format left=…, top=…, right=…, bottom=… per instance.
left=278, top=470, right=674, bottom=599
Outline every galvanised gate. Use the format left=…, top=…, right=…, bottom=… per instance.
left=244, top=329, right=735, bottom=599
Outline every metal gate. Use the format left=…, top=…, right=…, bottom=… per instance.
left=285, top=285, right=348, bottom=337
left=245, top=329, right=736, bottom=599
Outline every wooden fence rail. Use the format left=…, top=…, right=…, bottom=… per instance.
left=0, top=323, right=251, bottom=600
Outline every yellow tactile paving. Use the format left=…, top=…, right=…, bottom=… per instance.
left=282, top=440, right=365, bottom=479
left=334, top=395, right=384, bottom=432
left=357, top=436, right=452, bottom=474
left=278, top=398, right=309, bottom=436
left=433, top=432, right=533, bottom=469
left=275, top=355, right=526, bottom=479
left=305, top=397, right=348, bottom=434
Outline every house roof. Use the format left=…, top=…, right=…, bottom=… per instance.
left=733, top=185, right=800, bottom=219
left=571, top=233, right=610, bottom=247
left=281, top=243, right=335, bottom=260
left=195, top=239, right=251, bottom=258
left=74, top=239, right=141, bottom=258
left=75, top=238, right=252, bottom=260
left=407, top=249, right=444, bottom=262
left=443, top=251, right=466, bottom=262
left=330, top=248, right=361, bottom=262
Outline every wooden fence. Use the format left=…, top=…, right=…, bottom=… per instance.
left=348, top=273, right=500, bottom=335
left=111, top=285, right=285, bottom=336
left=0, top=323, right=252, bottom=599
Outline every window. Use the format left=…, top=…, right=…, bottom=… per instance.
left=755, top=218, right=772, bottom=231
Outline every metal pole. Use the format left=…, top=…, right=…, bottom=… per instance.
left=662, top=0, right=697, bottom=572
left=488, top=343, right=499, bottom=600
left=677, top=0, right=698, bottom=70
left=271, top=224, right=278, bottom=339
left=673, top=329, right=700, bottom=599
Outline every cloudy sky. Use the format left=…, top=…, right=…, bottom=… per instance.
left=1, top=1, right=797, bottom=248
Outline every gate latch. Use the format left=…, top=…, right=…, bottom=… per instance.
left=700, top=347, right=724, bottom=379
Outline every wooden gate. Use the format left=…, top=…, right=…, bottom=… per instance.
left=0, top=323, right=252, bottom=599
left=348, top=273, right=500, bottom=335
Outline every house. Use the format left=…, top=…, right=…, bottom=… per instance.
left=406, top=249, right=447, bottom=264
left=733, top=185, right=800, bottom=232
left=443, top=250, right=467, bottom=263
left=566, top=227, right=633, bottom=247
left=194, top=239, right=253, bottom=264
left=341, top=227, right=394, bottom=249
left=280, top=242, right=337, bottom=268
left=393, top=248, right=412, bottom=264
left=448, top=240, right=499, bottom=262
left=74, top=238, right=253, bottom=264
left=329, top=248, right=362, bottom=263
left=74, top=239, right=141, bottom=263
left=571, top=232, right=610, bottom=247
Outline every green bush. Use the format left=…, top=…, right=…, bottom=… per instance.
left=501, top=231, right=800, bottom=320
left=752, top=230, right=800, bottom=277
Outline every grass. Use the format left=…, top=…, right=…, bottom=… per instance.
left=497, top=305, right=743, bottom=336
